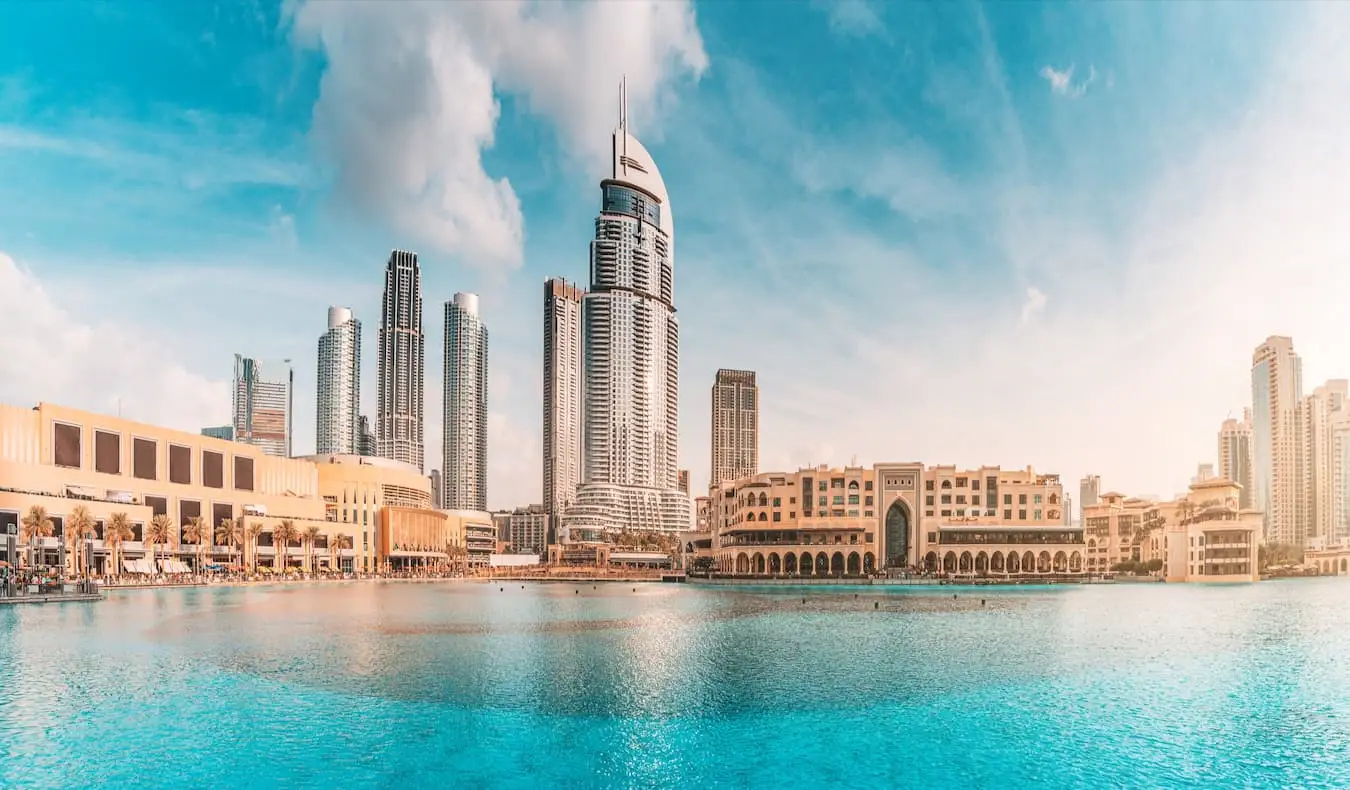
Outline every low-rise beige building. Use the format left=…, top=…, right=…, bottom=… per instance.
left=1082, top=492, right=1168, bottom=572
left=1161, top=479, right=1261, bottom=582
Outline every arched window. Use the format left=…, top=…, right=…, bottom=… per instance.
left=758, top=512, right=768, bottom=522
left=758, top=493, right=768, bottom=507
left=884, top=500, right=911, bottom=567
left=941, top=480, right=952, bottom=489
left=848, top=480, right=859, bottom=490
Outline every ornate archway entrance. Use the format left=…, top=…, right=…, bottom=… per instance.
left=884, top=499, right=912, bottom=567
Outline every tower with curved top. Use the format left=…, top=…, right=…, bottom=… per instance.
left=564, top=81, right=690, bottom=536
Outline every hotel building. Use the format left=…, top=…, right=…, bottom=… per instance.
left=561, top=88, right=690, bottom=536
left=710, top=462, right=1085, bottom=577
left=232, top=355, right=293, bottom=458
left=443, top=292, right=488, bottom=511
left=1082, top=492, right=1168, bottom=573
left=543, top=277, right=584, bottom=521
left=710, top=369, right=758, bottom=488
left=0, top=401, right=483, bottom=575
left=1251, top=336, right=1305, bottom=544
left=377, top=249, right=425, bottom=471
left=1161, top=478, right=1261, bottom=582
left=494, top=504, right=548, bottom=556
left=1218, top=412, right=1255, bottom=510
left=1303, top=380, right=1348, bottom=542
left=316, top=306, right=361, bottom=455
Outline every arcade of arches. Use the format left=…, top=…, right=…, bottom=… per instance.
left=722, top=549, right=877, bottom=577
left=921, top=548, right=1084, bottom=576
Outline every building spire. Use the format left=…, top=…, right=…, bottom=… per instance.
left=619, top=74, right=628, bottom=132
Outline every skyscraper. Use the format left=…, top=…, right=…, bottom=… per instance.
left=443, top=292, right=488, bottom=511
left=1079, top=475, right=1100, bottom=511
left=1332, top=410, right=1350, bottom=543
left=711, top=369, right=759, bottom=488
left=1219, top=412, right=1255, bottom=510
left=376, top=250, right=425, bottom=471
left=1303, top=380, right=1348, bottom=542
left=356, top=415, right=376, bottom=457
left=678, top=469, right=690, bottom=494
left=1252, top=336, right=1305, bottom=545
left=232, top=355, right=293, bottom=458
left=562, top=83, right=691, bottom=536
left=317, top=306, right=361, bottom=455
left=543, top=277, right=584, bottom=520
left=429, top=469, right=442, bottom=510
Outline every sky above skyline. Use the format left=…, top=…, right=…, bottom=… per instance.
left=3, top=1, right=1350, bottom=510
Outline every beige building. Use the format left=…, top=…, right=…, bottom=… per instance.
left=1161, top=479, right=1261, bottom=582
left=0, top=401, right=462, bottom=575
left=1082, top=492, right=1168, bottom=573
left=709, top=462, right=1085, bottom=577
left=1303, top=380, right=1349, bottom=543
left=1251, top=336, right=1305, bottom=545
left=710, top=369, right=758, bottom=489
left=1218, top=411, right=1254, bottom=510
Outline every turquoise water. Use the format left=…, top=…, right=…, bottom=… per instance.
left=3, top=581, right=1350, bottom=789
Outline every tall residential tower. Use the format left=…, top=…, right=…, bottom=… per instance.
left=1251, top=336, right=1305, bottom=544
left=376, top=250, right=425, bottom=471
left=232, top=355, right=293, bottom=458
left=443, top=292, right=489, bottom=511
left=543, top=278, right=584, bottom=520
left=1219, top=411, right=1255, bottom=510
left=1303, top=380, right=1348, bottom=542
left=711, top=369, right=759, bottom=488
left=316, top=306, right=361, bottom=455
left=562, top=83, right=691, bottom=536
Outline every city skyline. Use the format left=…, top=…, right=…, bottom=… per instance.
left=6, top=2, right=1350, bottom=511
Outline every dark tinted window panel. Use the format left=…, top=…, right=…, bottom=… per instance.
left=212, top=503, right=232, bottom=530
left=94, top=430, right=121, bottom=475
left=50, top=516, right=64, bottom=538
left=133, top=438, right=157, bottom=480
left=169, top=445, right=191, bottom=485
left=145, top=496, right=168, bottom=517
left=234, top=456, right=254, bottom=491
left=132, top=522, right=144, bottom=542
left=53, top=423, right=81, bottom=469
left=202, top=451, right=224, bottom=489
left=179, top=500, right=201, bottom=527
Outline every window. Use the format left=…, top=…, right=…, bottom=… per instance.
left=926, top=510, right=934, bottom=517
left=1004, top=494, right=1012, bottom=505
left=773, top=497, right=781, bottom=507
left=848, top=495, right=859, bottom=505
left=1004, top=509, right=1012, bottom=520
left=864, top=495, right=873, bottom=506
left=956, top=495, right=966, bottom=504
left=941, top=495, right=951, bottom=504
left=956, top=477, right=967, bottom=487
left=773, top=512, right=781, bottom=522
left=805, top=495, right=814, bottom=507
left=971, top=479, right=980, bottom=491
left=1034, top=494, right=1043, bottom=504
left=94, top=430, right=120, bottom=475
left=864, top=510, right=873, bottom=517
left=169, top=444, right=191, bottom=485
left=848, top=510, right=858, bottom=517
left=234, top=456, right=255, bottom=491
left=145, top=496, right=168, bottom=517
left=1034, top=509, right=1043, bottom=520
left=940, top=509, right=951, bottom=517
left=818, top=481, right=827, bottom=492
left=53, top=422, right=82, bottom=469
left=790, top=497, right=796, bottom=504
left=926, top=480, right=934, bottom=491
left=203, top=451, right=224, bottom=489
left=132, top=438, right=157, bottom=480
left=1019, top=494, right=1028, bottom=505
left=864, top=481, right=873, bottom=491
left=832, top=496, right=844, bottom=505
left=926, top=495, right=935, bottom=506
left=212, top=503, right=232, bottom=530
left=1018, top=510, right=1027, bottom=520
left=179, top=499, right=201, bottom=527
left=789, top=512, right=795, bottom=519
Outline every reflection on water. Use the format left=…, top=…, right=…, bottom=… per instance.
left=3, top=581, right=1350, bottom=789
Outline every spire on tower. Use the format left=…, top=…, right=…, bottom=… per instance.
left=619, top=75, right=628, bottom=131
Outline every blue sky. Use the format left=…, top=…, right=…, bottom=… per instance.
left=3, top=0, right=1349, bottom=510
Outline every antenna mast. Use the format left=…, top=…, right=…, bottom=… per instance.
left=619, top=75, right=628, bottom=131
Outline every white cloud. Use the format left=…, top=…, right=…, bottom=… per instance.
left=0, top=252, right=228, bottom=431
left=1019, top=287, right=1048, bottom=325
left=813, top=0, right=884, bottom=38
left=1040, top=64, right=1096, bottom=98
left=288, top=0, right=706, bottom=270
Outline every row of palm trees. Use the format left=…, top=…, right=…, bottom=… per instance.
left=15, top=504, right=354, bottom=577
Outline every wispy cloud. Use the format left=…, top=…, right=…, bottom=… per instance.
left=1019, top=287, right=1048, bottom=325
left=813, top=0, right=884, bottom=38
left=1040, top=64, right=1097, bottom=98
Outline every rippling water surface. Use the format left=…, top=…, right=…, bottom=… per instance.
left=3, top=580, right=1350, bottom=788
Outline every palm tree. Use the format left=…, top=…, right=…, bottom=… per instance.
left=181, top=516, right=205, bottom=573
left=64, top=505, right=96, bottom=579
left=216, top=518, right=241, bottom=569
left=330, top=532, right=352, bottom=573
left=147, top=514, right=174, bottom=574
left=104, top=513, right=133, bottom=579
left=273, top=520, right=298, bottom=572
left=20, top=505, right=54, bottom=570
left=303, top=525, right=322, bottom=572
left=246, top=522, right=264, bottom=573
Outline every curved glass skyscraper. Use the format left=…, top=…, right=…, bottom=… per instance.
left=317, top=306, right=361, bottom=455
left=443, top=292, right=488, bottom=511
left=563, top=98, right=691, bottom=536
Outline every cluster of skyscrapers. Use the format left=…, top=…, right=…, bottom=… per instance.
left=221, top=250, right=489, bottom=513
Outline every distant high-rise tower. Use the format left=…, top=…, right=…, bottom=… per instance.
left=232, top=355, right=293, bottom=458
left=1079, top=475, right=1101, bottom=512
left=1219, top=413, right=1255, bottom=510
left=356, top=415, right=376, bottom=457
left=711, top=369, right=758, bottom=487
left=561, top=80, right=691, bottom=536
left=201, top=426, right=234, bottom=441
left=1252, top=336, right=1305, bottom=545
left=443, top=292, right=488, bottom=511
left=543, top=278, right=584, bottom=520
left=376, top=250, right=424, bottom=470
left=678, top=469, right=690, bottom=495
left=317, top=306, right=361, bottom=455
left=429, top=469, right=442, bottom=510
left=1303, top=380, right=1349, bottom=542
